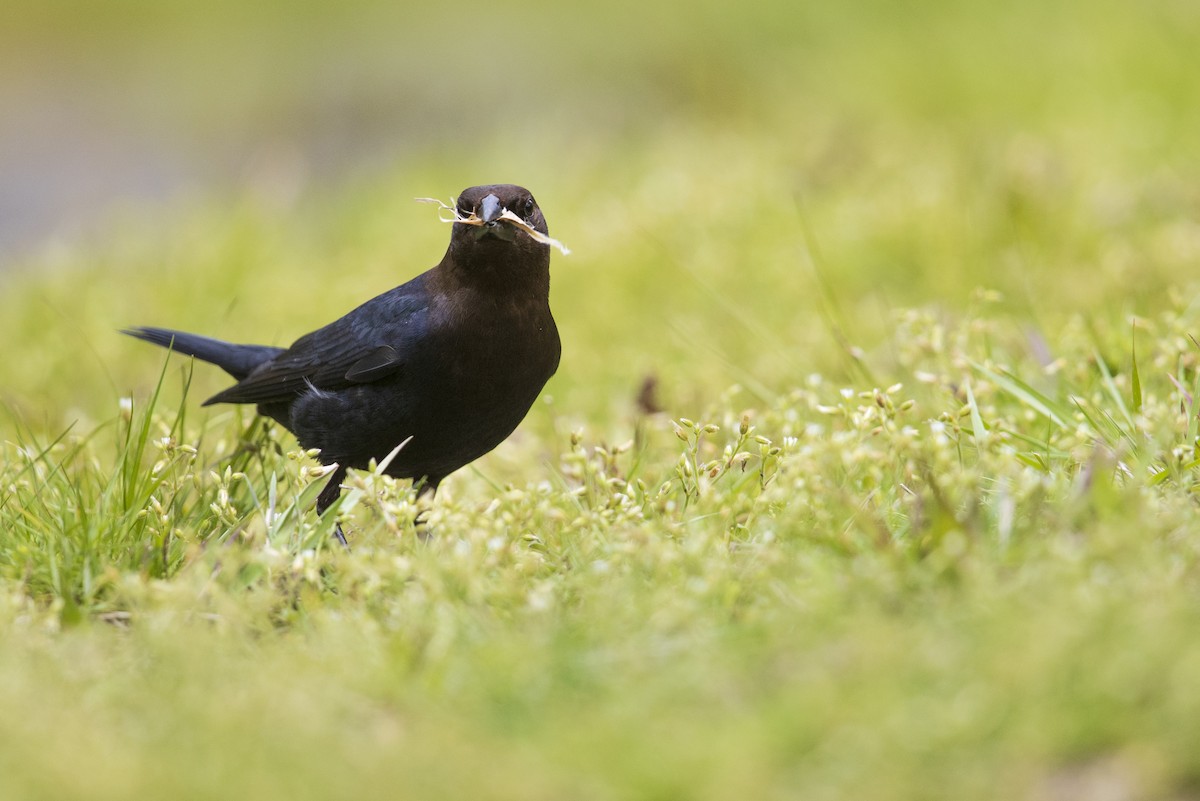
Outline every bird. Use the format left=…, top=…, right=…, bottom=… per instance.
left=125, top=184, right=562, bottom=542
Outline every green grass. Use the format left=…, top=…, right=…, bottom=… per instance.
left=4, top=0, right=1200, bottom=798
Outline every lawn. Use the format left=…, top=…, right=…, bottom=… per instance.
left=3, top=0, right=1200, bottom=798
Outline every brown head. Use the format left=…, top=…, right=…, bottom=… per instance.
left=445, top=184, right=553, bottom=292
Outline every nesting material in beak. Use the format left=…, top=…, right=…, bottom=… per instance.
left=416, top=196, right=571, bottom=255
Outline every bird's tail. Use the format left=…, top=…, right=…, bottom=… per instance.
left=122, top=326, right=284, bottom=381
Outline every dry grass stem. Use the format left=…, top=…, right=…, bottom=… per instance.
left=416, top=197, right=572, bottom=255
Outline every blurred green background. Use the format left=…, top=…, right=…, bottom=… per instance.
left=4, top=3, right=1200, bottom=799
left=7, top=4, right=1200, bottom=796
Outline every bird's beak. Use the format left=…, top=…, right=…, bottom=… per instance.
left=473, top=193, right=517, bottom=242
left=479, top=193, right=501, bottom=224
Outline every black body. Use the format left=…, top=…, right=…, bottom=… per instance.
left=125, top=184, right=561, bottom=520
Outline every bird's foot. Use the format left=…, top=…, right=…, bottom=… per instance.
left=414, top=508, right=434, bottom=542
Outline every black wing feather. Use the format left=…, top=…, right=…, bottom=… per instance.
left=344, top=345, right=402, bottom=382
left=203, top=288, right=427, bottom=406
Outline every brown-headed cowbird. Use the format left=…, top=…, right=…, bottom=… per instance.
left=125, top=184, right=561, bottom=540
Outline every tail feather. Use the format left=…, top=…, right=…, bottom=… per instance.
left=122, top=326, right=284, bottom=382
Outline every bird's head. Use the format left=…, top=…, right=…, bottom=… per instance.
left=451, top=183, right=569, bottom=264
left=427, top=184, right=566, bottom=291
left=452, top=184, right=548, bottom=245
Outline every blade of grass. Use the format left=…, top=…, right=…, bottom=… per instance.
left=972, top=362, right=1071, bottom=430
left=1093, top=347, right=1135, bottom=433
left=964, top=380, right=988, bottom=451
left=1131, top=326, right=1143, bottom=414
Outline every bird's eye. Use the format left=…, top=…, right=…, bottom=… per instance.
left=523, top=197, right=535, bottom=217
left=457, top=198, right=473, bottom=216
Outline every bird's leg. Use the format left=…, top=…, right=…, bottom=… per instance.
left=414, top=479, right=438, bottom=540
left=316, top=465, right=349, bottom=548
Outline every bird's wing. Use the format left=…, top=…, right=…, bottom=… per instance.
left=343, top=345, right=402, bottom=382
left=203, top=289, right=428, bottom=406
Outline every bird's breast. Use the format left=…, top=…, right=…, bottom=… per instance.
left=425, top=292, right=559, bottom=395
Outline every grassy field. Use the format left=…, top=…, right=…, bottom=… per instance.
left=3, top=0, right=1200, bottom=798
